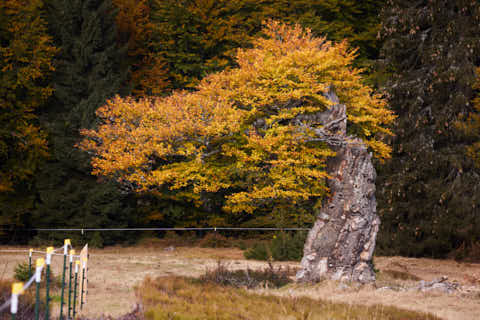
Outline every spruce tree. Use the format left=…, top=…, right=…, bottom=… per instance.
left=377, top=0, right=480, bottom=258
left=150, top=0, right=385, bottom=90
left=0, top=0, right=56, bottom=242
left=30, top=0, right=137, bottom=245
left=0, top=0, right=55, bottom=191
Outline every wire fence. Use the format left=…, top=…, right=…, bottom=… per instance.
left=0, top=227, right=311, bottom=318
left=0, top=240, right=89, bottom=320
left=12, top=227, right=311, bottom=232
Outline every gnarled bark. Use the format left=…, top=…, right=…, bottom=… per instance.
left=296, top=90, right=379, bottom=283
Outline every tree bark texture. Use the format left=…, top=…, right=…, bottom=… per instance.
left=296, top=90, right=379, bottom=283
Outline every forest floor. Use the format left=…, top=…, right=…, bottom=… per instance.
left=1, top=243, right=479, bottom=320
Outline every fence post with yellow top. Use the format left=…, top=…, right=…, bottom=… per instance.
left=34, top=258, right=45, bottom=320
left=73, top=260, right=80, bottom=319
left=11, top=282, right=23, bottom=320
left=60, top=239, right=70, bottom=320
left=68, top=249, right=75, bottom=320
left=45, top=247, right=53, bottom=320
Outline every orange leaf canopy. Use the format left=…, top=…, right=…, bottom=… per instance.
left=80, top=21, right=394, bottom=214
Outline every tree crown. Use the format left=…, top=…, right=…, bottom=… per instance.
left=80, top=21, right=394, bottom=214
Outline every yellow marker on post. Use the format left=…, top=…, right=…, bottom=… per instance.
left=36, top=258, right=45, bottom=268
left=29, top=248, right=33, bottom=257
left=46, top=247, right=54, bottom=264
left=60, top=241, right=71, bottom=320
left=68, top=249, right=75, bottom=319
left=35, top=258, right=45, bottom=268
left=12, top=282, right=23, bottom=295
left=35, top=258, right=45, bottom=320
left=64, top=239, right=71, bottom=254
left=35, top=258, right=45, bottom=281
left=11, top=282, right=23, bottom=316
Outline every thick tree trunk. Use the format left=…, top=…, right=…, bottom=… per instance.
left=296, top=90, right=379, bottom=283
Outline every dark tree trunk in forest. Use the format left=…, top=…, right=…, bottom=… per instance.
left=296, top=90, right=379, bottom=283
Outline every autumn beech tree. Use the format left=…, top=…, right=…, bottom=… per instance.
left=81, top=22, right=394, bottom=280
left=81, top=21, right=392, bottom=208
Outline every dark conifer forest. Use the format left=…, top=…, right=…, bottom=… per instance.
left=0, top=0, right=479, bottom=259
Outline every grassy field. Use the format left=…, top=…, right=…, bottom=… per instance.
left=1, top=242, right=479, bottom=319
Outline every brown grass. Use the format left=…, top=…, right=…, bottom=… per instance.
left=138, top=276, right=440, bottom=320
left=1, top=244, right=480, bottom=320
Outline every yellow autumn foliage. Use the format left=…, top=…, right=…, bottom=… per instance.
left=80, top=21, right=394, bottom=214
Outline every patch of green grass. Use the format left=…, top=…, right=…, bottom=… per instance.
left=137, top=276, right=441, bottom=320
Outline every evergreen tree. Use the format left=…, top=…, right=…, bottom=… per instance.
left=150, top=0, right=385, bottom=90
left=0, top=0, right=55, bottom=192
left=377, top=0, right=480, bottom=258
left=28, top=0, right=137, bottom=245
left=0, top=0, right=56, bottom=241
left=149, top=0, right=260, bottom=89
left=262, top=0, right=384, bottom=64
left=457, top=67, right=480, bottom=168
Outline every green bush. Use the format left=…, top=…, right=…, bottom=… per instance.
left=235, top=240, right=248, bottom=250
left=244, top=242, right=270, bottom=260
left=14, top=262, right=32, bottom=282
left=198, top=261, right=292, bottom=289
left=244, top=231, right=307, bottom=261
left=198, top=233, right=231, bottom=248
left=89, top=231, right=104, bottom=248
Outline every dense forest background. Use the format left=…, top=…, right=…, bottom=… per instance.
left=0, top=0, right=479, bottom=259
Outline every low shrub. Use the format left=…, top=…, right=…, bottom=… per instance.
left=244, top=242, right=270, bottom=260
left=14, top=262, right=32, bottom=282
left=198, top=261, right=292, bottom=289
left=162, top=230, right=197, bottom=246
left=234, top=240, right=248, bottom=250
left=244, top=231, right=307, bottom=261
left=89, top=232, right=104, bottom=248
left=13, top=262, right=62, bottom=290
left=198, top=233, right=231, bottom=248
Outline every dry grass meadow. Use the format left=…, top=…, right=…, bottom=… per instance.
left=1, top=242, right=480, bottom=319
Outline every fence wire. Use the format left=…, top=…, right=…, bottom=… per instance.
left=0, top=243, right=75, bottom=316
left=32, top=227, right=311, bottom=231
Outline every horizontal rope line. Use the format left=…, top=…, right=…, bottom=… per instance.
left=0, top=249, right=81, bottom=258
left=30, top=227, right=311, bottom=231
left=0, top=243, right=87, bottom=316
left=0, top=253, right=51, bottom=314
